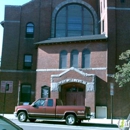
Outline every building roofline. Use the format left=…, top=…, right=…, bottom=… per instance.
left=35, top=34, right=108, bottom=45
left=0, top=21, right=4, bottom=27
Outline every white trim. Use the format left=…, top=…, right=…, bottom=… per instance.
left=4, top=20, right=20, bottom=23
left=108, top=7, right=130, bottom=11
left=0, top=70, right=35, bottom=73
left=36, top=67, right=107, bottom=72
left=51, top=67, right=95, bottom=78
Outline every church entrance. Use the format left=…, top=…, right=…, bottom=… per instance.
left=61, top=83, right=85, bottom=105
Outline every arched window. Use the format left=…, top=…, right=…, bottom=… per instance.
left=82, top=49, right=90, bottom=68
left=71, top=50, right=79, bottom=68
left=41, top=86, right=50, bottom=98
left=25, top=22, right=34, bottom=38
left=60, top=50, right=67, bottom=69
left=55, top=4, right=94, bottom=37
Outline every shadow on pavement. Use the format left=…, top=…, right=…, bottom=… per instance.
left=33, top=120, right=118, bottom=128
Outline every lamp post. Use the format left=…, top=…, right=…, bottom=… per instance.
left=110, top=83, right=114, bottom=124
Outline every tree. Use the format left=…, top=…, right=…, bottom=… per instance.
left=114, top=50, right=130, bottom=87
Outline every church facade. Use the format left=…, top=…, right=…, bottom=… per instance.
left=0, top=0, right=129, bottom=118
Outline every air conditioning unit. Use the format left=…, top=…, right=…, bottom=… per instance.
left=96, top=106, right=107, bottom=118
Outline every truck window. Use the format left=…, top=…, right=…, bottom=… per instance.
left=56, top=99, right=63, bottom=106
left=35, top=99, right=45, bottom=107
left=47, top=99, right=53, bottom=107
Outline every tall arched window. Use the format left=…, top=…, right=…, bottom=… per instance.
left=55, top=4, right=94, bottom=37
left=60, top=50, right=67, bottom=69
left=71, top=50, right=79, bottom=68
left=25, top=22, right=34, bottom=38
left=41, top=86, right=50, bottom=98
left=82, top=49, right=90, bottom=68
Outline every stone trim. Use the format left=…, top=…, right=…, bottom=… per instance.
left=36, top=67, right=107, bottom=72
left=86, top=82, right=95, bottom=92
left=51, top=79, right=95, bottom=92
left=51, top=67, right=95, bottom=78
left=108, top=7, right=130, bottom=11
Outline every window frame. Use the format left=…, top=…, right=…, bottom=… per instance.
left=82, top=49, right=90, bottom=68
left=41, top=86, right=50, bottom=98
left=70, top=49, right=79, bottom=68
left=55, top=4, right=94, bottom=37
left=59, top=50, right=67, bottom=69
left=23, top=54, right=32, bottom=69
left=20, top=84, right=31, bottom=103
left=25, top=22, right=34, bottom=38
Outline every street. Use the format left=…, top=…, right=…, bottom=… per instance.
left=12, top=120, right=119, bottom=130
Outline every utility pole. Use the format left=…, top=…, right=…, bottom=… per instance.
left=17, top=81, right=21, bottom=106
left=3, top=83, right=9, bottom=116
left=110, top=83, right=114, bottom=124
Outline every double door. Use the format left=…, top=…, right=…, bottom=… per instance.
left=66, top=87, right=85, bottom=105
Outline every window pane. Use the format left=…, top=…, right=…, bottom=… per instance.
left=47, top=99, right=53, bottom=107
left=41, top=86, right=50, bottom=98
left=25, top=55, right=32, bottom=62
left=55, top=4, right=94, bottom=37
left=27, top=23, right=34, bottom=32
left=82, top=49, right=90, bottom=68
left=60, top=50, right=67, bottom=68
left=26, top=23, right=34, bottom=38
left=27, top=27, right=34, bottom=33
left=20, top=85, right=31, bottom=102
left=24, top=55, right=32, bottom=69
left=71, top=50, right=78, bottom=68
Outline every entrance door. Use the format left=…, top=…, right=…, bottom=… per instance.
left=66, top=87, right=85, bottom=105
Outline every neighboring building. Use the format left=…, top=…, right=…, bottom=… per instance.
left=0, top=0, right=129, bottom=118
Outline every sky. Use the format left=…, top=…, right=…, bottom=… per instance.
left=0, top=0, right=31, bottom=57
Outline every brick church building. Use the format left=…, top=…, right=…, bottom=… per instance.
left=0, top=0, right=129, bottom=118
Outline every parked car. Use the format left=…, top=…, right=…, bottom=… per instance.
left=14, top=98, right=91, bottom=125
left=0, top=115, right=23, bottom=130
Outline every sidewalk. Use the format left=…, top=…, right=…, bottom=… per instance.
left=0, top=114, right=119, bottom=125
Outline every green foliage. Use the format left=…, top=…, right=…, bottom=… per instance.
left=114, top=50, right=130, bottom=87
left=120, top=119, right=125, bottom=128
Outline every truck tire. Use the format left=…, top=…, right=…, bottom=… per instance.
left=18, top=111, right=27, bottom=122
left=65, top=114, right=76, bottom=125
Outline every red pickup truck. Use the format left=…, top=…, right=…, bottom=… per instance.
left=14, top=98, right=91, bottom=125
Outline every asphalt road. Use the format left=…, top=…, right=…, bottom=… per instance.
left=12, top=120, right=119, bottom=130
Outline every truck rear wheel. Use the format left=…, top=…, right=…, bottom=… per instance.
left=65, top=114, right=76, bottom=125
left=18, top=111, right=27, bottom=122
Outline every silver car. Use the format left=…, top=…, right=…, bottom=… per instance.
left=0, top=115, right=23, bottom=130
